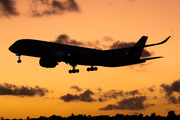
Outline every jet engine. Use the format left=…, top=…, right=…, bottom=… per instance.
left=39, top=58, right=58, bottom=68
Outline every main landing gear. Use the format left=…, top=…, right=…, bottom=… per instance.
left=16, top=54, right=21, bottom=63
left=69, top=66, right=79, bottom=74
left=87, top=66, right=98, bottom=72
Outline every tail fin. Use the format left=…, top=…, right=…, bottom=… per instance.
left=128, top=36, right=148, bottom=58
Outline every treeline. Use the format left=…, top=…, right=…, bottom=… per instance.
left=2, top=110, right=180, bottom=120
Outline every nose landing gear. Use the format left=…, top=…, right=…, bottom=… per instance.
left=16, top=54, right=21, bottom=63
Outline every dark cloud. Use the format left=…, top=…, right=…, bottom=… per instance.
left=99, top=89, right=141, bottom=101
left=97, top=88, right=102, bottom=93
left=145, top=103, right=156, bottom=108
left=53, top=34, right=84, bottom=46
left=161, top=80, right=180, bottom=96
left=53, top=34, right=103, bottom=49
left=99, top=96, right=147, bottom=110
left=98, top=98, right=104, bottom=102
left=109, top=40, right=151, bottom=57
left=103, top=36, right=114, bottom=42
left=167, top=96, right=180, bottom=104
left=80, top=89, right=95, bottom=102
left=0, top=83, right=49, bottom=97
left=59, top=93, right=80, bottom=102
left=70, top=86, right=82, bottom=92
left=59, top=89, right=96, bottom=102
left=160, top=79, right=180, bottom=104
left=125, top=90, right=141, bottom=97
left=53, top=34, right=102, bottom=49
left=99, top=89, right=124, bottom=100
left=30, top=0, right=80, bottom=17
left=152, top=96, right=157, bottom=99
left=0, top=0, right=19, bottom=17
left=86, top=40, right=101, bottom=49
left=150, top=104, right=155, bottom=106
left=148, top=86, right=155, bottom=92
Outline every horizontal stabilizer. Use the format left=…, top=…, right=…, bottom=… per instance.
left=141, top=56, right=163, bottom=61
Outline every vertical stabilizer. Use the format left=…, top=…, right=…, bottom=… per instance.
left=128, top=36, right=148, bottom=58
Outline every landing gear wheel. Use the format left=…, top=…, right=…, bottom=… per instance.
left=69, top=69, right=79, bottom=74
left=87, top=66, right=98, bottom=72
left=17, top=60, right=21, bottom=63
left=94, top=67, right=98, bottom=71
left=72, top=70, right=76, bottom=73
left=76, top=69, right=79, bottom=73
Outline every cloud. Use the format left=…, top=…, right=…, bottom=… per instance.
left=70, top=85, right=82, bottom=92
left=99, top=89, right=124, bottom=100
left=125, top=90, right=141, bottom=97
left=97, top=88, right=102, bottom=93
left=161, top=80, right=180, bottom=96
left=99, top=96, right=147, bottom=110
left=53, top=34, right=103, bottom=49
left=30, top=0, right=80, bottom=17
left=102, top=36, right=114, bottom=42
left=0, top=0, right=19, bottom=17
left=144, top=103, right=156, bottom=108
left=109, top=40, right=151, bottom=57
left=152, top=96, right=157, bottom=99
left=59, top=89, right=96, bottom=102
left=80, top=89, right=95, bottom=102
left=53, top=34, right=84, bottom=46
left=148, top=86, right=155, bottom=92
left=98, top=89, right=141, bottom=101
left=160, top=79, right=180, bottom=104
left=98, top=98, right=104, bottom=102
left=0, top=83, right=49, bottom=97
left=59, top=93, right=80, bottom=102
left=167, top=96, right=180, bottom=104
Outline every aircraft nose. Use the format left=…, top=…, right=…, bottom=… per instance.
left=9, top=40, right=22, bottom=53
left=9, top=44, right=15, bottom=53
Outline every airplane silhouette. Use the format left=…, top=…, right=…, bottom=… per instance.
left=9, top=36, right=170, bottom=73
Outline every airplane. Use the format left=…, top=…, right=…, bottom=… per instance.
left=9, top=36, right=170, bottom=73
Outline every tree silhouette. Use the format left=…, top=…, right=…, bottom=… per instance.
left=2, top=110, right=180, bottom=120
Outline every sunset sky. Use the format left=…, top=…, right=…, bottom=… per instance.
left=0, top=0, right=180, bottom=119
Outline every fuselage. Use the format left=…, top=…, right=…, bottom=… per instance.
left=9, top=39, right=145, bottom=67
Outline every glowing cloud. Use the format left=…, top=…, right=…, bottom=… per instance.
left=0, top=83, right=49, bottom=97
left=0, top=0, right=19, bottom=17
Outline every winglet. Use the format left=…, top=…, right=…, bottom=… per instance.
left=145, top=36, right=170, bottom=47
left=159, top=36, right=171, bottom=44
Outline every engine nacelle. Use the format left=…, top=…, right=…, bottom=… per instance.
left=39, top=58, right=58, bottom=68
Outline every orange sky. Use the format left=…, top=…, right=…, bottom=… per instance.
left=0, top=0, right=180, bottom=119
